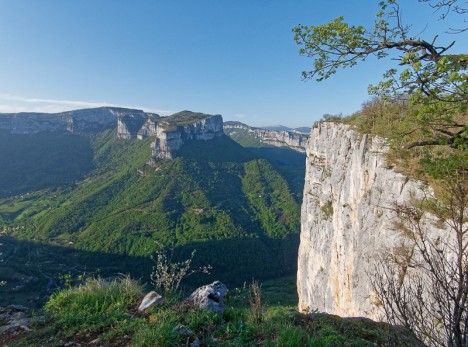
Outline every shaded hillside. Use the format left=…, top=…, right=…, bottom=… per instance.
left=223, top=121, right=306, bottom=202
left=16, top=135, right=299, bottom=249
left=1, top=124, right=301, bottom=298
left=0, top=131, right=94, bottom=198
left=246, top=147, right=305, bottom=202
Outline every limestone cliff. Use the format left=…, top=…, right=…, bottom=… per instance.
left=224, top=121, right=308, bottom=153
left=138, top=112, right=224, bottom=159
left=0, top=108, right=223, bottom=159
left=0, top=107, right=148, bottom=137
left=297, top=122, right=440, bottom=320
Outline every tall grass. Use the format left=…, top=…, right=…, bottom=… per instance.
left=10, top=276, right=421, bottom=346
left=45, top=276, right=143, bottom=335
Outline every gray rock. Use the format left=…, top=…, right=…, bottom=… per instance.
left=224, top=121, right=308, bottom=153
left=0, top=306, right=31, bottom=336
left=172, top=325, right=200, bottom=347
left=0, top=108, right=225, bottom=161
left=297, top=122, right=445, bottom=320
left=149, top=114, right=224, bottom=159
left=138, top=291, right=164, bottom=312
left=184, top=281, right=227, bottom=316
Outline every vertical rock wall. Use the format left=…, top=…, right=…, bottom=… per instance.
left=0, top=108, right=223, bottom=160
left=146, top=115, right=224, bottom=159
left=297, top=122, right=437, bottom=320
left=223, top=121, right=308, bottom=153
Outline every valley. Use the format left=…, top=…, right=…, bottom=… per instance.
left=1, top=1, right=465, bottom=345
left=0, top=109, right=306, bottom=308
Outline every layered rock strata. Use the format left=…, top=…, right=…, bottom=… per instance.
left=138, top=114, right=223, bottom=159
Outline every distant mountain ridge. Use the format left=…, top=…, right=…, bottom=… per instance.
left=224, top=121, right=309, bottom=153
left=259, top=124, right=311, bottom=134
left=0, top=107, right=223, bottom=160
left=0, top=107, right=150, bottom=135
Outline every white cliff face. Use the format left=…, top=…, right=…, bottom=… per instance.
left=117, top=118, right=132, bottom=140
left=0, top=113, right=70, bottom=134
left=0, top=107, right=148, bottom=136
left=253, top=128, right=308, bottom=153
left=297, top=122, right=440, bottom=320
left=224, top=122, right=308, bottom=153
left=149, top=115, right=224, bottom=159
left=115, top=113, right=148, bottom=140
left=137, top=118, right=158, bottom=139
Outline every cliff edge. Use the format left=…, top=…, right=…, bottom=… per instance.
left=297, top=122, right=439, bottom=320
left=224, top=121, right=308, bottom=153
left=0, top=108, right=223, bottom=160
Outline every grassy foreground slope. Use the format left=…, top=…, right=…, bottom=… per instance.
left=2, top=277, right=422, bottom=347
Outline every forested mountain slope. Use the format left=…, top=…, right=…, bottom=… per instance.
left=0, top=110, right=302, bottom=306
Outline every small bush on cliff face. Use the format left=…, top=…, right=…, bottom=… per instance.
left=321, top=200, right=333, bottom=220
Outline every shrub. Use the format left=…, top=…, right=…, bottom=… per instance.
left=150, top=248, right=211, bottom=296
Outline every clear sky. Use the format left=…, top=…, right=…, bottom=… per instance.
left=0, top=1, right=466, bottom=127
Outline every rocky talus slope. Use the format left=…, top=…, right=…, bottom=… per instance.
left=297, top=122, right=442, bottom=320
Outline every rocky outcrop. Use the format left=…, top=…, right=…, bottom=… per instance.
left=183, top=281, right=227, bottom=316
left=140, top=113, right=224, bottom=159
left=297, top=122, right=440, bottom=320
left=172, top=326, right=201, bottom=347
left=224, top=121, right=308, bottom=153
left=137, top=116, right=160, bottom=139
left=0, top=107, right=149, bottom=137
left=115, top=112, right=150, bottom=140
left=0, top=108, right=223, bottom=158
left=138, top=291, right=164, bottom=312
left=0, top=112, right=70, bottom=134
left=0, top=306, right=31, bottom=336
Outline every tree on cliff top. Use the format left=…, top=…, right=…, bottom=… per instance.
left=293, top=1, right=467, bottom=346
left=293, top=0, right=466, bottom=151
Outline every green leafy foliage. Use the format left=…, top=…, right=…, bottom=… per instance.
left=242, top=160, right=300, bottom=238
left=223, top=123, right=306, bottom=202
left=11, top=136, right=300, bottom=252
left=243, top=147, right=306, bottom=203
left=294, top=0, right=467, bottom=152
left=223, top=125, right=268, bottom=148
left=164, top=110, right=216, bottom=126
left=0, top=132, right=301, bottom=290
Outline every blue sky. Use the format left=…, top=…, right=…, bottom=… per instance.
left=0, top=1, right=466, bottom=127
